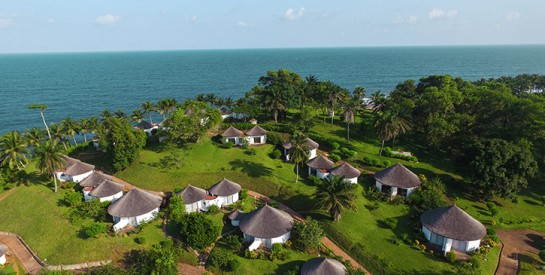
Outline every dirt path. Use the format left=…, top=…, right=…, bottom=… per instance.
left=496, top=229, right=544, bottom=275
left=179, top=262, right=209, bottom=275
left=0, top=188, right=16, bottom=202
left=247, top=190, right=369, bottom=274
left=0, top=235, right=42, bottom=274
left=110, top=175, right=164, bottom=196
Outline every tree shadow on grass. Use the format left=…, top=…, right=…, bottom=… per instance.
left=229, top=159, right=273, bottom=178
left=274, top=260, right=305, bottom=275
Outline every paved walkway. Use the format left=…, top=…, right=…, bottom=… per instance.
left=495, top=229, right=544, bottom=275
left=0, top=234, right=43, bottom=274
left=247, top=190, right=369, bottom=274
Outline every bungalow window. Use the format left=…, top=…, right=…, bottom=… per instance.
left=399, top=188, right=408, bottom=197
left=253, top=137, right=261, bottom=143
left=430, top=233, right=445, bottom=245
left=228, top=138, right=236, bottom=144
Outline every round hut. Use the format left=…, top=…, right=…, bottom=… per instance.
left=307, top=155, right=334, bottom=179
left=208, top=178, right=241, bottom=206
left=329, top=162, right=361, bottom=184
left=108, top=188, right=162, bottom=231
left=420, top=204, right=486, bottom=254
left=177, top=185, right=207, bottom=213
left=374, top=163, right=421, bottom=197
left=301, top=257, right=347, bottom=275
left=88, top=180, right=124, bottom=202
left=234, top=205, right=294, bottom=250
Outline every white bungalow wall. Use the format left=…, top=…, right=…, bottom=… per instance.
left=248, top=135, right=266, bottom=145
left=422, top=225, right=481, bottom=254
left=71, top=171, right=94, bottom=183
left=308, top=167, right=329, bottom=179
left=97, top=191, right=123, bottom=203
left=243, top=232, right=290, bottom=249
left=308, top=149, right=317, bottom=159
left=185, top=201, right=202, bottom=213
left=112, top=208, right=159, bottom=231
left=376, top=181, right=414, bottom=198
left=0, top=254, right=6, bottom=265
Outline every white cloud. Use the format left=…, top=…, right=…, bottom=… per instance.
left=506, top=11, right=520, bottom=21
left=429, top=8, right=458, bottom=19
left=408, top=16, right=418, bottom=23
left=237, top=21, right=253, bottom=27
left=284, top=7, right=305, bottom=21
left=95, top=14, right=121, bottom=25
left=0, top=18, right=12, bottom=29
left=392, top=15, right=417, bottom=25
left=191, top=15, right=197, bottom=22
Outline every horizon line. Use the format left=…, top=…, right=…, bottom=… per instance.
left=1, top=43, right=544, bottom=55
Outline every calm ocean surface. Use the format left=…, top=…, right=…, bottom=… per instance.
left=1, top=45, right=545, bottom=135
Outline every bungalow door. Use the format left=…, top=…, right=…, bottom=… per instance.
left=451, top=240, right=466, bottom=251
left=253, top=137, right=260, bottom=144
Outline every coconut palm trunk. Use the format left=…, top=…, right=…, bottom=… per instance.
left=379, top=139, right=385, bottom=156
left=72, top=134, right=78, bottom=146
left=40, top=111, right=52, bottom=140
left=52, top=168, right=58, bottom=193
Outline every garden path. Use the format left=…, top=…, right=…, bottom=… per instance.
left=495, top=229, right=544, bottom=275
left=247, top=190, right=370, bottom=274
left=0, top=234, right=42, bottom=274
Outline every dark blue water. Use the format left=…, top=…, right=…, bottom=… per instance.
left=1, top=45, right=545, bottom=135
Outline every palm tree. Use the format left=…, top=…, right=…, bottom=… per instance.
left=0, top=131, right=29, bottom=171
left=114, top=109, right=127, bottom=120
left=131, top=108, right=145, bottom=123
left=224, top=97, right=234, bottom=108
left=342, top=96, right=363, bottom=141
left=100, top=109, right=112, bottom=121
left=325, top=81, right=347, bottom=126
left=25, top=127, right=44, bottom=147
left=289, top=132, right=309, bottom=183
left=62, top=117, right=80, bottom=146
left=264, top=87, right=287, bottom=123
left=34, top=140, right=65, bottom=193
left=302, top=75, right=318, bottom=110
left=157, top=99, right=170, bottom=119
left=374, top=107, right=412, bottom=155
left=87, top=117, right=100, bottom=139
left=49, top=123, right=68, bottom=150
left=315, top=175, right=357, bottom=221
left=371, top=91, right=387, bottom=114
left=78, top=118, right=90, bottom=143
left=141, top=101, right=156, bottom=124
left=195, top=93, right=206, bottom=102
left=353, top=86, right=366, bottom=100
left=204, top=93, right=218, bottom=107
left=165, top=98, right=177, bottom=116
left=27, top=104, right=52, bottom=140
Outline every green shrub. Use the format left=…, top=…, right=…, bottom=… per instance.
left=63, top=191, right=82, bottom=207
left=173, top=186, right=183, bottom=194
left=269, top=149, right=282, bottom=159
left=330, top=142, right=340, bottom=150
left=208, top=248, right=232, bottom=269
left=223, top=141, right=234, bottom=148
left=84, top=222, right=109, bottom=238
left=240, top=189, right=248, bottom=200
left=223, top=235, right=242, bottom=253
left=228, top=258, right=241, bottom=271
left=340, top=147, right=350, bottom=154
left=329, top=153, right=341, bottom=162
left=486, top=202, right=500, bottom=216
left=134, top=237, right=146, bottom=244
left=446, top=251, right=457, bottom=263
left=271, top=243, right=283, bottom=253
left=207, top=205, right=220, bottom=214
left=410, top=156, right=418, bottom=162
left=308, top=175, right=323, bottom=186
left=240, top=138, right=249, bottom=149
left=266, top=131, right=282, bottom=145
left=383, top=218, right=398, bottom=229
left=382, top=160, right=391, bottom=167
left=370, top=159, right=381, bottom=166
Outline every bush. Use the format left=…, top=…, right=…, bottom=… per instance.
left=134, top=237, right=146, bottom=244
left=227, top=259, right=241, bottom=271
left=370, top=159, right=381, bottom=166
left=269, top=149, right=282, bottom=159
left=240, top=138, right=249, bottom=149
left=173, top=186, right=183, bottom=194
left=240, top=189, right=248, bottom=200
left=84, top=222, right=109, bottom=238
left=207, top=205, right=220, bottom=214
left=178, top=213, right=221, bottom=250
left=266, top=131, right=282, bottom=145
left=63, top=191, right=82, bottom=207
left=208, top=248, right=232, bottom=270
left=329, top=153, right=341, bottom=162
left=223, top=235, right=242, bottom=253
left=446, top=251, right=457, bottom=263
left=382, top=160, right=391, bottom=167
left=486, top=202, right=500, bottom=216
left=291, top=218, right=324, bottom=253
left=308, top=175, right=323, bottom=186
left=539, top=250, right=545, bottom=262
left=330, top=142, right=340, bottom=150
left=223, top=141, right=234, bottom=148
left=383, top=218, right=398, bottom=229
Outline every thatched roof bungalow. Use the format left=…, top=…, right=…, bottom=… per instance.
left=108, top=189, right=162, bottom=231
left=245, top=125, right=268, bottom=145
left=221, top=126, right=245, bottom=145
left=177, top=185, right=207, bottom=213
left=329, top=162, right=361, bottom=184
left=375, top=163, right=421, bottom=197
left=87, top=180, right=124, bottom=202
left=208, top=178, right=241, bottom=206
left=301, top=257, right=347, bottom=275
left=55, top=155, right=94, bottom=183
left=307, top=155, right=334, bottom=179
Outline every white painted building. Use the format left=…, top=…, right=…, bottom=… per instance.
left=420, top=205, right=486, bottom=254
left=0, top=244, right=7, bottom=265
left=208, top=178, right=241, bottom=207
left=55, top=155, right=95, bottom=183
left=329, top=162, right=361, bottom=184
left=221, top=126, right=245, bottom=145
left=86, top=180, right=124, bottom=202
left=307, top=155, right=334, bottom=179
left=177, top=185, right=207, bottom=213
left=245, top=125, right=268, bottom=145
left=282, top=137, right=319, bottom=162
left=108, top=189, right=162, bottom=231
left=375, top=163, right=421, bottom=198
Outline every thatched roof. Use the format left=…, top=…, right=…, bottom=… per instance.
left=209, top=179, right=241, bottom=196
left=282, top=138, right=319, bottom=150
left=330, top=163, right=361, bottom=179
left=228, top=210, right=248, bottom=221
left=221, top=126, right=244, bottom=137
left=375, top=163, right=421, bottom=188
left=107, top=189, right=162, bottom=218
left=301, top=257, right=348, bottom=275
left=135, top=120, right=154, bottom=130
left=245, top=125, right=268, bottom=136
left=307, top=155, right=334, bottom=170
left=420, top=205, right=486, bottom=241
left=0, top=244, right=7, bottom=256
left=239, top=205, right=294, bottom=238
left=59, top=155, right=94, bottom=176
left=61, top=155, right=79, bottom=169
left=177, top=185, right=207, bottom=204
left=89, top=180, right=124, bottom=198
left=79, top=172, right=112, bottom=187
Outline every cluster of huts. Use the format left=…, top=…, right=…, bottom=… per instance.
left=177, top=179, right=242, bottom=213
left=55, top=155, right=162, bottom=232
left=221, top=125, right=268, bottom=145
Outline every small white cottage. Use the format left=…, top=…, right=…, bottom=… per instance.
left=86, top=180, right=124, bottom=202
left=79, top=171, right=111, bottom=188
left=229, top=205, right=294, bottom=251
left=0, top=244, right=7, bottom=265
left=375, top=163, right=421, bottom=197
left=307, top=155, right=334, bottom=179
left=245, top=125, right=268, bottom=145
left=221, top=126, right=245, bottom=145
left=108, top=189, right=162, bottom=231
left=134, top=120, right=158, bottom=136
left=208, top=178, right=241, bottom=206
left=177, top=185, right=207, bottom=213
left=282, top=137, right=319, bottom=161
left=420, top=204, right=486, bottom=255
left=55, top=155, right=95, bottom=183
left=329, top=162, right=361, bottom=184
left=301, top=257, right=348, bottom=275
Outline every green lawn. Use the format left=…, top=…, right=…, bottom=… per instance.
left=0, top=184, right=169, bottom=265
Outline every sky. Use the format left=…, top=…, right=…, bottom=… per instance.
left=1, top=0, right=544, bottom=53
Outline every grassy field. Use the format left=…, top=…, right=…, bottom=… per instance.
left=0, top=183, right=169, bottom=265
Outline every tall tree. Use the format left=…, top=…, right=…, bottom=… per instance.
left=34, top=140, right=64, bottom=193
left=62, top=117, right=80, bottom=146
left=78, top=118, right=90, bottom=143
left=315, top=176, right=357, bottom=221
left=114, top=109, right=127, bottom=120
left=371, top=91, right=387, bottom=114
left=157, top=99, right=170, bottom=119
left=100, top=109, right=112, bottom=121
left=374, top=107, right=412, bottom=155
left=0, top=131, right=29, bottom=171
left=49, top=123, right=68, bottom=150
left=98, top=117, right=146, bottom=172
left=204, top=93, right=218, bottom=107
left=342, top=95, right=363, bottom=141
left=27, top=104, right=52, bottom=140
left=141, top=101, right=156, bottom=124
left=131, top=108, right=145, bottom=123
left=289, top=132, right=309, bottom=183
left=167, top=100, right=221, bottom=144
left=264, top=87, right=287, bottom=123
left=25, top=127, right=44, bottom=147
left=325, top=81, right=347, bottom=126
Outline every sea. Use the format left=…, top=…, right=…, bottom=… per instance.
left=1, top=45, right=545, bottom=135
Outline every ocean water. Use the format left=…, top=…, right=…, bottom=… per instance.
left=1, top=45, right=545, bottom=135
